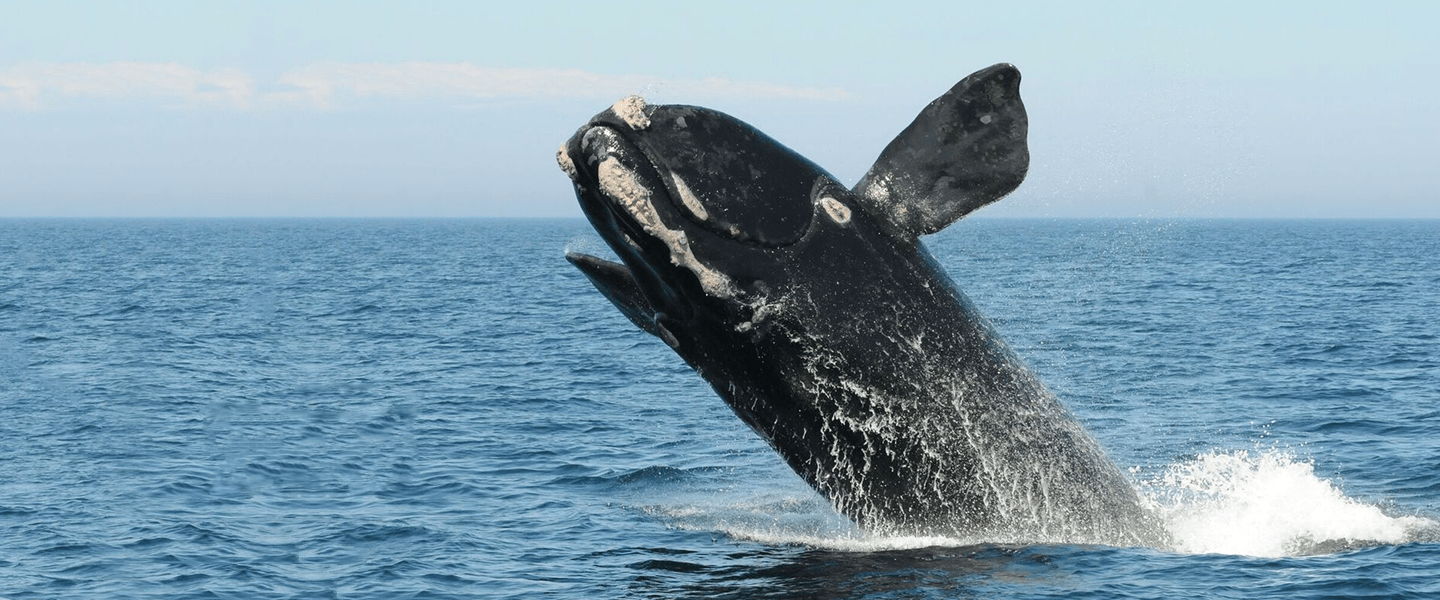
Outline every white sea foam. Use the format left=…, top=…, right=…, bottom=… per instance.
left=1140, top=449, right=1432, bottom=557
left=724, top=527, right=973, bottom=553
left=636, top=449, right=1435, bottom=557
left=639, top=493, right=981, bottom=552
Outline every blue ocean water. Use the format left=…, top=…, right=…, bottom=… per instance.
left=1, top=218, right=1437, bottom=599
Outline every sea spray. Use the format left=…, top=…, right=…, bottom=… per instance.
left=629, top=448, right=1435, bottom=557
left=1141, top=449, right=1431, bottom=556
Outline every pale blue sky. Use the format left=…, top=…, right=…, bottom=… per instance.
left=2, top=0, right=1436, bottom=217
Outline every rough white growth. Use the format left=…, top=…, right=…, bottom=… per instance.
left=980, top=114, right=993, bottom=125
left=675, top=115, right=687, bottom=128
left=581, top=127, right=607, bottom=166
left=670, top=173, right=709, bottom=221
left=555, top=143, right=578, bottom=181
left=587, top=128, right=733, bottom=298
left=597, top=156, right=660, bottom=229
left=611, top=95, right=651, bottom=130
left=820, top=196, right=851, bottom=224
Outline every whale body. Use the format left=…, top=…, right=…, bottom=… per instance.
left=558, top=64, right=1164, bottom=545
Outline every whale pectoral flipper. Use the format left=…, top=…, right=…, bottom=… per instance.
left=566, top=252, right=662, bottom=338
left=854, top=63, right=1030, bottom=237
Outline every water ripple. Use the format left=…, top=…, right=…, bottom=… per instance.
left=1, top=219, right=1438, bottom=598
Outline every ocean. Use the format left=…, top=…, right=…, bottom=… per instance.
left=1, top=218, right=1437, bottom=598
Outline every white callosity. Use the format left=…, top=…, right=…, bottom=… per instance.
left=820, top=196, right=851, bottom=225
left=669, top=173, right=709, bottom=222
left=556, top=143, right=579, bottom=182
left=610, top=95, right=651, bottom=130
left=583, top=126, right=734, bottom=299
left=596, top=156, right=659, bottom=229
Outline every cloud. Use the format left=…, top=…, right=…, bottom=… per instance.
left=0, top=62, right=851, bottom=110
left=0, top=62, right=255, bottom=110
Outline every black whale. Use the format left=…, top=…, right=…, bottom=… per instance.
left=559, top=64, right=1164, bottom=545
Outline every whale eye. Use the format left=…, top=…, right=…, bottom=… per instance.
left=635, top=106, right=833, bottom=247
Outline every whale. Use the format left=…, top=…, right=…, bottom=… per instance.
left=558, top=64, right=1165, bottom=546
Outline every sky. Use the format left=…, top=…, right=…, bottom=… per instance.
left=1, top=0, right=1436, bottom=218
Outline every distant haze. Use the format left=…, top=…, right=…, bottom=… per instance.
left=2, top=1, right=1436, bottom=218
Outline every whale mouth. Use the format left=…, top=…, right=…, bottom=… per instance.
left=565, top=125, right=693, bottom=266
left=562, top=123, right=677, bottom=304
left=571, top=125, right=668, bottom=257
left=557, top=99, right=841, bottom=318
left=560, top=123, right=727, bottom=324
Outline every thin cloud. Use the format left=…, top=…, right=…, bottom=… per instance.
left=0, top=61, right=851, bottom=110
left=0, top=62, right=255, bottom=109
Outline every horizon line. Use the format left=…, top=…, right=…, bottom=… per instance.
left=3, top=215, right=1437, bottom=221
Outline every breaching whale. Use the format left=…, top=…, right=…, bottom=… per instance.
left=558, top=64, right=1165, bottom=546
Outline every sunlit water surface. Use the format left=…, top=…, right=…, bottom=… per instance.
left=1, top=219, right=1437, bottom=598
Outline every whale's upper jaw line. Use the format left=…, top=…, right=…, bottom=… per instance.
left=562, top=120, right=711, bottom=322
left=565, top=124, right=669, bottom=264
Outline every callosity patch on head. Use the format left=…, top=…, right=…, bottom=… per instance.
left=820, top=196, right=852, bottom=225
left=670, top=173, right=710, bottom=222
left=556, top=143, right=579, bottom=182
left=611, top=95, right=651, bottom=130
left=582, top=126, right=735, bottom=299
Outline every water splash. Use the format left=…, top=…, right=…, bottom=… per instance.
left=563, top=234, right=612, bottom=259
left=634, top=449, right=1436, bottom=557
left=1141, top=449, right=1434, bottom=557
